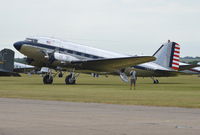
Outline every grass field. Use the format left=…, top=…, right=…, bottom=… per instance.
left=0, top=74, right=200, bottom=108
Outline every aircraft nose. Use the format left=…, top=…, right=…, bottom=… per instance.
left=13, top=41, right=23, bottom=51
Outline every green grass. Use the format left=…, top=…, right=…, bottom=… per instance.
left=0, top=74, right=200, bottom=108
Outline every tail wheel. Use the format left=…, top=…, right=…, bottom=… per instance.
left=153, top=79, right=159, bottom=84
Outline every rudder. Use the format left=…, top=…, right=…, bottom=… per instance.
left=153, top=41, right=180, bottom=70
left=169, top=43, right=180, bottom=70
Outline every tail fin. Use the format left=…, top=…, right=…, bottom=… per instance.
left=153, top=41, right=180, bottom=70
left=0, top=49, right=15, bottom=72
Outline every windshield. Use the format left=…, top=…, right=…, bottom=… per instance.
left=25, top=38, right=38, bottom=43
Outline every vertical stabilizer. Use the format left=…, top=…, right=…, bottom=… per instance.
left=0, top=49, right=15, bottom=72
left=153, top=42, right=180, bottom=70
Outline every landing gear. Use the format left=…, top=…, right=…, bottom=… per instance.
left=151, top=77, right=159, bottom=84
left=91, top=73, right=99, bottom=78
left=43, top=75, right=53, bottom=84
left=154, top=79, right=159, bottom=84
left=42, top=68, right=79, bottom=85
left=65, top=73, right=79, bottom=85
left=65, top=74, right=75, bottom=84
left=58, top=72, right=63, bottom=78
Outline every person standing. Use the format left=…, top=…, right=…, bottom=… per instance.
left=130, top=70, right=137, bottom=90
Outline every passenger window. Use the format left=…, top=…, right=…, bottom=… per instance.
left=76, top=52, right=82, bottom=56
left=85, top=54, right=90, bottom=57
left=68, top=50, right=73, bottom=54
left=93, top=56, right=98, bottom=59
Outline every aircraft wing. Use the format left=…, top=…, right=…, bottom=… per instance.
left=13, top=62, right=35, bottom=73
left=71, top=56, right=156, bottom=72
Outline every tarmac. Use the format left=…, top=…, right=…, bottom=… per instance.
left=0, top=98, right=200, bottom=135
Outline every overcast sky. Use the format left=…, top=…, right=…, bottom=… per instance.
left=0, top=0, right=199, bottom=57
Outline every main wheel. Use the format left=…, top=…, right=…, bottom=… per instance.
left=153, top=79, right=159, bottom=84
left=156, top=79, right=159, bottom=84
left=43, top=75, right=53, bottom=84
left=58, top=72, right=63, bottom=78
left=65, top=74, right=76, bottom=85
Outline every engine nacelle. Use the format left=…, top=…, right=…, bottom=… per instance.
left=53, top=52, right=79, bottom=62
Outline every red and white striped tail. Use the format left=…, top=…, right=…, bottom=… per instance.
left=171, top=43, right=180, bottom=70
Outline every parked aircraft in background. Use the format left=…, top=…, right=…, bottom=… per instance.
left=0, top=49, right=19, bottom=76
left=179, top=62, right=200, bottom=74
left=0, top=48, right=35, bottom=76
left=14, top=62, right=35, bottom=73
left=13, top=37, right=155, bottom=84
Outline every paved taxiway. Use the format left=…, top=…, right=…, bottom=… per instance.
left=0, top=98, right=200, bottom=135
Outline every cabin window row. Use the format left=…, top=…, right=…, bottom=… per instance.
left=61, top=49, right=100, bottom=59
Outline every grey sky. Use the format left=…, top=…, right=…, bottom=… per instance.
left=0, top=0, right=200, bottom=58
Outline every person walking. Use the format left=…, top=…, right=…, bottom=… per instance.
left=130, top=70, right=137, bottom=90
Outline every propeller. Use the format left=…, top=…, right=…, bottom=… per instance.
left=119, top=72, right=129, bottom=83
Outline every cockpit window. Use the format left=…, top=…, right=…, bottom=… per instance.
left=25, top=38, right=38, bottom=43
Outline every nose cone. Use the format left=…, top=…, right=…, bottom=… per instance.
left=13, top=41, right=23, bottom=51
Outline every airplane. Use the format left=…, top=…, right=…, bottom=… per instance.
left=13, top=36, right=156, bottom=84
left=13, top=37, right=200, bottom=84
